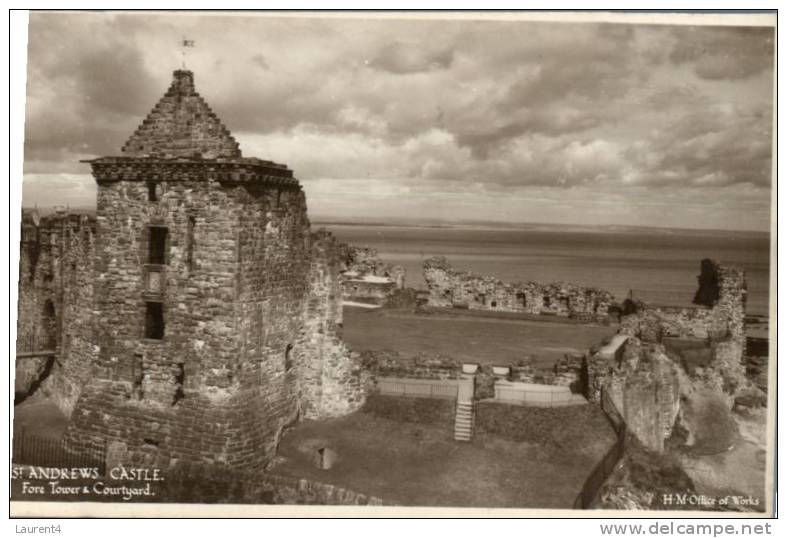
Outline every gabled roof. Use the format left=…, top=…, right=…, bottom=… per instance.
left=121, top=70, right=241, bottom=159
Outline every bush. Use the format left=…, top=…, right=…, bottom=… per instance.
left=681, top=390, right=738, bottom=455
left=623, top=435, right=696, bottom=510
left=383, top=288, right=420, bottom=310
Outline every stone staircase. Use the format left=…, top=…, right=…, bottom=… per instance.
left=453, top=400, right=474, bottom=442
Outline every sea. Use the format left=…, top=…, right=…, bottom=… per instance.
left=319, top=223, right=772, bottom=316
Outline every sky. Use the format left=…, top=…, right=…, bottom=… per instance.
left=21, top=12, right=775, bottom=231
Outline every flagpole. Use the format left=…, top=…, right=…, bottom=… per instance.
left=180, top=38, right=195, bottom=70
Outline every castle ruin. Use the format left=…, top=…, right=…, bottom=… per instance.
left=16, top=69, right=366, bottom=470
left=339, top=246, right=406, bottom=306
left=587, top=259, right=753, bottom=453
left=423, top=256, right=614, bottom=322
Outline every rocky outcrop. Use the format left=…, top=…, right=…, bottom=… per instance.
left=589, top=259, right=760, bottom=456
left=14, top=356, right=52, bottom=402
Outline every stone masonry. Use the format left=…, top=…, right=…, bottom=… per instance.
left=339, top=246, right=405, bottom=305
left=16, top=209, right=96, bottom=413
left=423, top=256, right=614, bottom=322
left=588, top=259, right=750, bottom=453
left=15, top=69, right=366, bottom=470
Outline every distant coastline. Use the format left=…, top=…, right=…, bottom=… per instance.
left=312, top=218, right=770, bottom=238
left=19, top=206, right=770, bottom=237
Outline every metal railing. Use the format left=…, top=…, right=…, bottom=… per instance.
left=12, top=427, right=106, bottom=475
left=16, top=349, right=57, bottom=359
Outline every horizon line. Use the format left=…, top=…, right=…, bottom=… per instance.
left=19, top=204, right=769, bottom=236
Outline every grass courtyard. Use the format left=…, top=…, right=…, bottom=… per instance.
left=342, top=305, right=616, bottom=369
left=274, top=406, right=616, bottom=508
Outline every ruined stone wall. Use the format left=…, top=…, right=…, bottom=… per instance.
left=342, top=246, right=405, bottom=285
left=589, top=259, right=750, bottom=453
left=339, top=245, right=405, bottom=304
left=296, top=231, right=367, bottom=419
left=343, top=279, right=397, bottom=305
left=423, top=256, right=613, bottom=322
left=620, top=259, right=746, bottom=351
left=15, top=210, right=97, bottom=413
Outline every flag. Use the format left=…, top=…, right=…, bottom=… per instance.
left=182, top=39, right=195, bottom=47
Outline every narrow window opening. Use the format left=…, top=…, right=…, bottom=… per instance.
left=490, top=300, right=497, bottom=308
left=543, top=295, right=551, bottom=308
left=285, top=344, right=294, bottom=372
left=42, top=299, right=57, bottom=349
left=148, top=227, right=168, bottom=265
left=186, top=217, right=195, bottom=272
left=147, top=182, right=158, bottom=202
left=173, top=363, right=185, bottom=405
left=132, top=353, right=144, bottom=400
left=516, top=292, right=527, bottom=308
left=145, top=302, right=165, bottom=339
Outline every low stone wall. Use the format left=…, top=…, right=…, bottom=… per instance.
left=423, top=256, right=614, bottom=322
left=363, top=350, right=463, bottom=380
left=156, top=461, right=384, bottom=505
left=493, top=380, right=586, bottom=407
left=362, top=350, right=586, bottom=400
left=262, top=474, right=384, bottom=505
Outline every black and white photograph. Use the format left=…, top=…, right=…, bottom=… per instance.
left=9, top=10, right=777, bottom=518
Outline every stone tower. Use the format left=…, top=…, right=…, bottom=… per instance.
left=64, top=70, right=365, bottom=469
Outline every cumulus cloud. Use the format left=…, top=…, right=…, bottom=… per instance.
left=369, top=40, right=454, bottom=74
left=20, top=13, right=775, bottom=231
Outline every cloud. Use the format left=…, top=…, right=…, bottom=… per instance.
left=669, top=26, right=775, bottom=80
left=20, top=13, right=775, bottom=231
left=250, top=53, right=269, bottom=70
left=22, top=174, right=97, bottom=208
left=24, top=13, right=160, bottom=173
left=369, top=40, right=454, bottom=74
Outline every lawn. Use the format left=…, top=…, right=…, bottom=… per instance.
left=274, top=409, right=615, bottom=508
left=342, top=306, right=616, bottom=369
